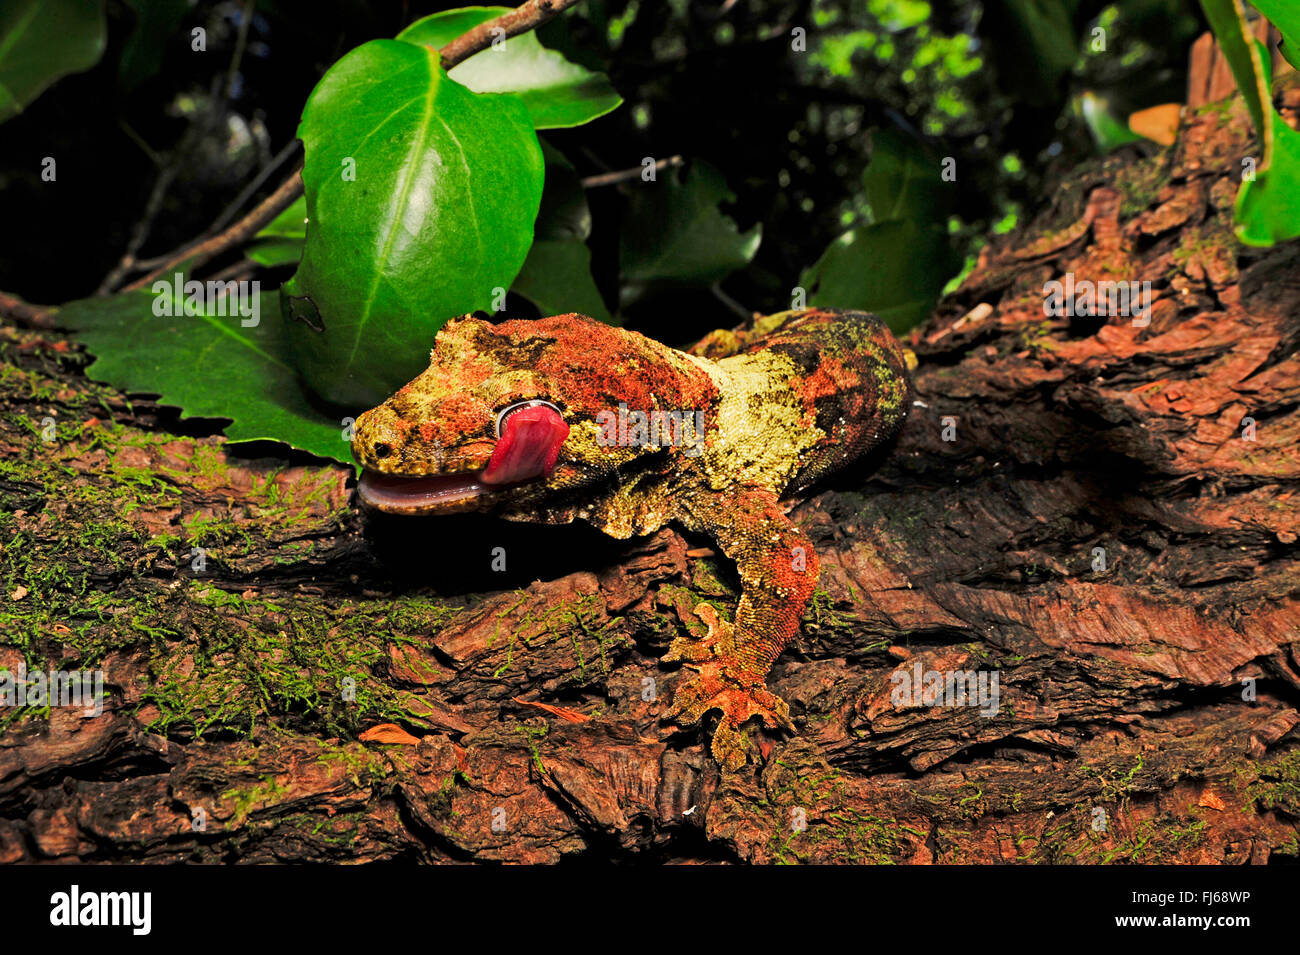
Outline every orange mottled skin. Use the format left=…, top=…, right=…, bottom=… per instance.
left=352, top=308, right=912, bottom=769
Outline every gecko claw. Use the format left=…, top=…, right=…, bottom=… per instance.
left=663, top=603, right=795, bottom=770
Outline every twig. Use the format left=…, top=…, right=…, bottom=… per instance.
left=0, top=291, right=55, bottom=330
left=438, top=0, right=582, bottom=70
left=103, top=17, right=257, bottom=297
left=123, top=169, right=303, bottom=292
left=225, top=0, right=255, bottom=100
left=121, top=0, right=584, bottom=294
left=128, top=140, right=301, bottom=274
left=195, top=139, right=302, bottom=243
left=96, top=166, right=178, bottom=295
left=580, top=155, right=683, bottom=188
left=710, top=282, right=752, bottom=321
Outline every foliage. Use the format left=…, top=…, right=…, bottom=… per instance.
left=0, top=0, right=105, bottom=123
left=1, top=0, right=1299, bottom=462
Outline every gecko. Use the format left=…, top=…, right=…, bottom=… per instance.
left=350, top=308, right=913, bottom=770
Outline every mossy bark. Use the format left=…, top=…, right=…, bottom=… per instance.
left=3, top=91, right=1300, bottom=864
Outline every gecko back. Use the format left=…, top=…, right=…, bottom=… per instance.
left=732, top=308, right=913, bottom=495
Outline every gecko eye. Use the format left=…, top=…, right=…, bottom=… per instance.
left=494, top=399, right=562, bottom=439
left=372, top=442, right=392, bottom=459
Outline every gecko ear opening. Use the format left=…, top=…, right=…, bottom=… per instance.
left=481, top=403, right=569, bottom=485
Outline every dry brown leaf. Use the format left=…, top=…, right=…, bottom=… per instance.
left=1129, top=104, right=1181, bottom=146
left=512, top=697, right=589, bottom=723
left=1198, top=790, right=1226, bottom=811
left=359, top=723, right=420, bottom=745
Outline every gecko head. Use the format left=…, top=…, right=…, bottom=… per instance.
left=351, top=314, right=690, bottom=516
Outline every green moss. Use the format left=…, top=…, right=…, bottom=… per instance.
left=220, top=774, right=291, bottom=823
left=1245, top=749, right=1300, bottom=817
left=763, top=754, right=910, bottom=864
left=489, top=591, right=629, bottom=681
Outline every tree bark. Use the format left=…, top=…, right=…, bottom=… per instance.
left=2, top=87, right=1299, bottom=865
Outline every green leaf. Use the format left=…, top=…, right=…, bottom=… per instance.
left=1198, top=0, right=1271, bottom=156
left=1251, top=1, right=1300, bottom=70
left=863, top=127, right=950, bottom=224
left=1077, top=91, right=1146, bottom=152
left=397, top=7, right=621, bottom=130
left=981, top=0, right=1078, bottom=107
left=257, top=194, right=308, bottom=239
left=618, top=161, right=761, bottom=306
left=246, top=239, right=306, bottom=268
left=1236, top=108, right=1300, bottom=245
left=246, top=195, right=308, bottom=268
left=118, top=0, right=186, bottom=91
left=800, top=220, right=960, bottom=334
left=1199, top=0, right=1300, bottom=245
left=512, top=144, right=610, bottom=322
left=282, top=39, right=544, bottom=407
left=0, top=0, right=106, bottom=124
left=535, top=141, right=591, bottom=241
left=513, top=239, right=612, bottom=323
left=58, top=287, right=353, bottom=465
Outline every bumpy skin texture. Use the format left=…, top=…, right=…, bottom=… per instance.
left=352, top=308, right=912, bottom=769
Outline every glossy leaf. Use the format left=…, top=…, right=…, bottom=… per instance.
left=801, top=220, right=960, bottom=334
left=397, top=7, right=621, bottom=130
left=513, top=239, right=612, bottom=323
left=59, top=287, right=352, bottom=464
left=618, top=161, right=761, bottom=306
left=0, top=0, right=106, bottom=124
left=1236, top=108, right=1300, bottom=245
left=534, top=142, right=591, bottom=242
left=1199, top=0, right=1300, bottom=245
left=863, top=127, right=949, bottom=224
left=246, top=239, right=306, bottom=268
left=510, top=144, right=609, bottom=321
left=1251, top=1, right=1300, bottom=70
left=247, top=195, right=308, bottom=267
left=282, top=39, right=544, bottom=407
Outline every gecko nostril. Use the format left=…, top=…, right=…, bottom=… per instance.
left=372, top=442, right=392, bottom=459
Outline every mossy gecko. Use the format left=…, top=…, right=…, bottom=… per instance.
left=351, top=308, right=912, bottom=769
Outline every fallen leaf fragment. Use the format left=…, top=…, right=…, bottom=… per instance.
left=1198, top=790, right=1226, bottom=811
left=1129, top=103, right=1181, bottom=146
left=512, top=697, right=590, bottom=723
left=359, top=723, right=420, bottom=745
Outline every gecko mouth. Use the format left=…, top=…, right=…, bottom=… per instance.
left=356, top=471, right=490, bottom=514
left=356, top=402, right=572, bottom=515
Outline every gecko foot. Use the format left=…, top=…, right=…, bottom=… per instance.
left=662, top=603, right=794, bottom=771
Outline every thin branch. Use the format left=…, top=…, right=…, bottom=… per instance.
left=710, top=282, right=753, bottom=321
left=196, top=139, right=302, bottom=242
left=0, top=291, right=55, bottom=330
left=122, top=169, right=303, bottom=292
left=95, top=166, right=179, bottom=295
left=581, top=156, right=683, bottom=188
left=121, top=0, right=584, bottom=293
left=225, top=0, right=255, bottom=100
left=438, top=0, right=582, bottom=70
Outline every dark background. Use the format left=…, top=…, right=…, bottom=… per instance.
left=1, top=0, right=1206, bottom=343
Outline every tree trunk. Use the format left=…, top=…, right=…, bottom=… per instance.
left=2, top=87, right=1299, bottom=865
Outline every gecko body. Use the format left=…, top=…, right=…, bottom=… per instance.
left=352, top=308, right=912, bottom=768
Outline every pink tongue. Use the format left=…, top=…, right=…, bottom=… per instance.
left=481, top=404, right=569, bottom=485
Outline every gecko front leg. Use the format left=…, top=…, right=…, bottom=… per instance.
left=662, top=484, right=820, bottom=770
